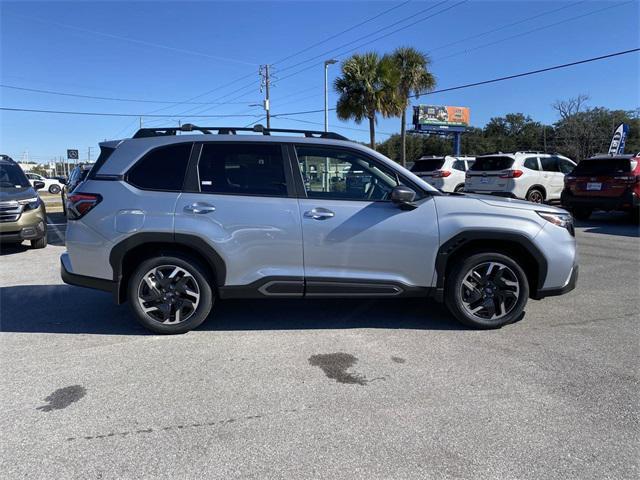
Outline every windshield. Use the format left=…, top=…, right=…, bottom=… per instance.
left=0, top=162, right=31, bottom=188
left=411, top=158, right=445, bottom=172
left=470, top=156, right=514, bottom=171
left=572, top=159, right=631, bottom=175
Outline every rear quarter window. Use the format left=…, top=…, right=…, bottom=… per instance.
left=470, top=157, right=514, bottom=171
left=127, top=143, right=193, bottom=191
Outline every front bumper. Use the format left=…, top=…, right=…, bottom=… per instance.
left=561, top=190, right=638, bottom=211
left=0, top=205, right=47, bottom=243
left=533, top=264, right=578, bottom=299
left=61, top=252, right=116, bottom=296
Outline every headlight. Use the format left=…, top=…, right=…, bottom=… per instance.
left=537, top=211, right=573, bottom=229
left=18, top=197, right=41, bottom=211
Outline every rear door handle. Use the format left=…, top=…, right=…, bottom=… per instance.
left=184, top=202, right=216, bottom=214
left=304, top=207, right=335, bottom=220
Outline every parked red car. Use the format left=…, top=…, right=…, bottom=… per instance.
left=561, top=154, right=640, bottom=220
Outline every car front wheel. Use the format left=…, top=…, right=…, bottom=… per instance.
left=445, top=252, right=529, bottom=329
left=128, top=255, right=214, bottom=334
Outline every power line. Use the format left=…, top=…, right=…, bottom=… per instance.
left=0, top=107, right=263, bottom=118
left=270, top=48, right=640, bottom=117
left=6, top=12, right=258, bottom=66
left=433, top=1, right=632, bottom=63
left=0, top=84, right=258, bottom=105
left=4, top=49, right=638, bottom=120
left=273, top=0, right=412, bottom=65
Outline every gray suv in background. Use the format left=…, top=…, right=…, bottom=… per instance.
left=61, top=125, right=578, bottom=334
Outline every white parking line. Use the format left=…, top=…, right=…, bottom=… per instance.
left=46, top=216, right=65, bottom=240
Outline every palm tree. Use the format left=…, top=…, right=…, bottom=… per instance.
left=334, top=53, right=397, bottom=149
left=389, top=47, right=436, bottom=167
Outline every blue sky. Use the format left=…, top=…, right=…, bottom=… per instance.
left=1, top=0, right=638, bottom=163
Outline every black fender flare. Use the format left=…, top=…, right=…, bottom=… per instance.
left=434, top=230, right=548, bottom=299
left=109, top=232, right=227, bottom=302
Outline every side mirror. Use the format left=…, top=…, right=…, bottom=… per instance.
left=33, top=181, right=45, bottom=191
left=59, top=178, right=67, bottom=185
left=391, top=185, right=417, bottom=210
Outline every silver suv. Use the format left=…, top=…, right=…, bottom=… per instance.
left=61, top=125, right=578, bottom=334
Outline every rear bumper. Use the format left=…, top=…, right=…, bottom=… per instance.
left=561, top=190, right=638, bottom=210
left=61, top=252, right=116, bottom=296
left=533, top=265, right=578, bottom=299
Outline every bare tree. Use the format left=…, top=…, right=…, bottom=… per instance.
left=552, top=94, right=590, bottom=120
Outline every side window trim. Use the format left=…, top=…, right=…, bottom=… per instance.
left=187, top=141, right=296, bottom=199
left=290, top=144, right=427, bottom=202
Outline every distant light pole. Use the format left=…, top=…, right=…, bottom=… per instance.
left=324, top=59, right=338, bottom=132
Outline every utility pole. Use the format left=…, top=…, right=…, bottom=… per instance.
left=139, top=116, right=143, bottom=129
left=88, top=146, right=93, bottom=163
left=259, top=64, right=271, bottom=128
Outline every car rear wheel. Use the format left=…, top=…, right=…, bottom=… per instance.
left=526, top=187, right=544, bottom=204
left=48, top=184, right=61, bottom=194
left=128, top=255, right=214, bottom=334
left=444, top=252, right=529, bottom=329
left=571, top=207, right=592, bottom=221
left=454, top=184, right=465, bottom=193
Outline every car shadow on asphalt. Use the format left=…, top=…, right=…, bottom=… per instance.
left=0, top=284, right=465, bottom=335
left=575, top=212, right=639, bottom=238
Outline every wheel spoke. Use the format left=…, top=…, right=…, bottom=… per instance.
left=460, top=261, right=520, bottom=321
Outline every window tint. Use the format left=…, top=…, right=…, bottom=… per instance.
left=470, top=156, right=514, bottom=171
left=540, top=156, right=560, bottom=172
left=198, top=143, right=287, bottom=196
left=452, top=160, right=466, bottom=171
left=128, top=143, right=192, bottom=191
left=296, top=146, right=400, bottom=201
left=558, top=159, right=575, bottom=174
left=411, top=158, right=445, bottom=172
left=572, top=159, right=631, bottom=175
left=523, top=157, right=539, bottom=170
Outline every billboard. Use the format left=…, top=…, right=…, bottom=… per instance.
left=416, top=105, right=470, bottom=127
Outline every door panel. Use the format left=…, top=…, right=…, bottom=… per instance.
left=175, top=193, right=303, bottom=287
left=298, top=198, right=439, bottom=287
left=174, top=142, right=304, bottom=289
left=293, top=144, right=439, bottom=289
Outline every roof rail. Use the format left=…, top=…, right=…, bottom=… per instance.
left=132, top=123, right=349, bottom=141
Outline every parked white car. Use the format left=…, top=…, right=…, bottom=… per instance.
left=464, top=152, right=576, bottom=203
left=25, top=172, right=64, bottom=194
left=410, top=155, right=475, bottom=192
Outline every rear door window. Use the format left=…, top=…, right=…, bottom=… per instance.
left=411, top=158, right=445, bottom=172
left=558, top=158, right=575, bottom=174
left=470, top=156, right=514, bottom=171
left=127, top=143, right=192, bottom=191
left=198, top=143, right=287, bottom=196
left=523, top=157, right=539, bottom=170
left=452, top=160, right=466, bottom=171
left=540, top=156, right=560, bottom=172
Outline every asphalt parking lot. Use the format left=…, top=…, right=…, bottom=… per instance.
left=1, top=213, right=638, bottom=479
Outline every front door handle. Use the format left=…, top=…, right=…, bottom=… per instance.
left=184, top=202, right=216, bottom=214
left=304, top=207, right=335, bottom=220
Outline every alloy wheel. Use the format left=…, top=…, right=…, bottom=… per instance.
left=528, top=190, right=543, bottom=203
left=459, top=262, right=520, bottom=321
left=137, top=265, right=200, bottom=324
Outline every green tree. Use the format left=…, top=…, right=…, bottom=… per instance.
left=334, top=53, right=396, bottom=149
left=388, top=47, right=436, bottom=166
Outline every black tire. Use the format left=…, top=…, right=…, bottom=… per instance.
left=454, top=184, right=465, bottom=193
left=444, top=252, right=529, bottom=329
left=571, top=207, right=592, bottom=221
left=62, top=194, right=67, bottom=216
left=526, top=187, right=545, bottom=204
left=127, top=255, right=214, bottom=334
left=31, top=235, right=47, bottom=249
left=48, top=184, right=61, bottom=194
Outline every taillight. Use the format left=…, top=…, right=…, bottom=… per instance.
left=67, top=193, right=102, bottom=220
left=564, top=176, right=576, bottom=185
left=499, top=170, right=523, bottom=179
left=432, top=170, right=451, bottom=178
